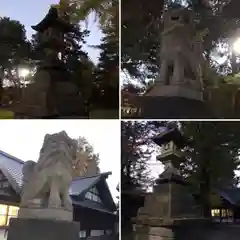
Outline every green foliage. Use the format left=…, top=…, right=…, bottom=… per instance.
left=180, top=121, right=240, bottom=216
left=121, top=121, right=172, bottom=190
left=91, top=22, right=119, bottom=110
left=0, top=17, right=32, bottom=104
left=73, top=136, right=100, bottom=178
left=60, top=0, right=119, bottom=112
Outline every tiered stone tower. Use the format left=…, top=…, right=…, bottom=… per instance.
left=16, top=7, right=85, bottom=118
left=133, top=128, right=210, bottom=240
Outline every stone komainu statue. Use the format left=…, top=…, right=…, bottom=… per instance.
left=20, top=131, right=77, bottom=212
left=157, top=7, right=204, bottom=90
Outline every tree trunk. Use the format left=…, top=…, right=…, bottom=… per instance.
left=0, top=78, right=2, bottom=98
left=200, top=166, right=211, bottom=217
left=199, top=148, right=212, bottom=218
left=231, top=51, right=238, bottom=74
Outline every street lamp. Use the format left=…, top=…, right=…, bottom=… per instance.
left=18, top=68, right=30, bottom=88
left=18, top=68, right=30, bottom=79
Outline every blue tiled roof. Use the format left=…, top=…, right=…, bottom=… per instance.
left=0, top=150, right=24, bottom=188
left=71, top=199, right=115, bottom=214
left=70, top=174, right=107, bottom=196
left=216, top=188, right=240, bottom=205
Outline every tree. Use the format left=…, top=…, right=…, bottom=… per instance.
left=92, top=20, right=119, bottom=109
left=0, top=17, right=31, bottom=102
left=66, top=0, right=118, bottom=28
left=72, top=136, right=100, bottom=178
left=121, top=121, right=170, bottom=190
left=180, top=121, right=240, bottom=217
left=52, top=0, right=119, bottom=113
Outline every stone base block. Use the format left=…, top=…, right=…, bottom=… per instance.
left=7, top=218, right=79, bottom=240
left=146, top=85, right=203, bottom=101
left=18, top=208, right=72, bottom=221
left=139, top=96, right=212, bottom=119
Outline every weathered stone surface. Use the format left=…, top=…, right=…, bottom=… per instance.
left=50, top=81, right=84, bottom=116
left=139, top=96, right=212, bottom=119
left=145, top=85, right=203, bottom=101
left=18, top=208, right=72, bottom=221
left=7, top=218, right=79, bottom=240
left=135, top=7, right=212, bottom=119
left=154, top=8, right=204, bottom=93
left=19, top=131, right=77, bottom=221
left=133, top=223, right=240, bottom=240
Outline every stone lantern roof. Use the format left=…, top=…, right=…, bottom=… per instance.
left=31, top=7, right=74, bottom=33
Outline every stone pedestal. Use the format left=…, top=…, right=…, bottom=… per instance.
left=15, top=69, right=85, bottom=118
left=145, top=85, right=203, bottom=101
left=7, top=218, right=80, bottom=240
left=138, top=96, right=212, bottom=119
left=134, top=219, right=211, bottom=240
left=18, top=208, right=72, bottom=221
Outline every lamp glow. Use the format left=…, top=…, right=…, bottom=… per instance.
left=18, top=68, right=30, bottom=78
left=233, top=38, right=240, bottom=54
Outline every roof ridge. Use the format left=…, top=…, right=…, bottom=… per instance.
left=72, top=171, right=112, bottom=181
left=0, top=149, right=25, bottom=164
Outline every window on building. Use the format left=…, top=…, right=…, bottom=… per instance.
left=90, top=230, right=104, bottom=237
left=222, top=209, right=227, bottom=217
left=227, top=209, right=233, bottom=217
left=2, top=182, right=9, bottom=188
left=211, top=209, right=220, bottom=217
left=0, top=205, right=7, bottom=226
left=85, top=187, right=102, bottom=203
left=79, top=231, right=86, bottom=238
left=0, top=204, right=19, bottom=226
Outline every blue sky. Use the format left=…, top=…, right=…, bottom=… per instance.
left=0, top=0, right=103, bottom=63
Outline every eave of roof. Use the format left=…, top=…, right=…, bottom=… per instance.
left=0, top=150, right=25, bottom=164
left=72, top=199, right=116, bottom=215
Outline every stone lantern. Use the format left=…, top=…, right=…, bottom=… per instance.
left=16, top=7, right=85, bottom=118
left=31, top=7, right=73, bottom=64
left=133, top=128, right=210, bottom=240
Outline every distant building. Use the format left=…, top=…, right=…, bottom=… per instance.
left=121, top=91, right=142, bottom=118
left=0, top=150, right=118, bottom=238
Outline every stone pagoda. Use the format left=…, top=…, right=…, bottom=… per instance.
left=133, top=128, right=210, bottom=240
left=139, top=5, right=211, bottom=119
left=16, top=7, right=84, bottom=118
